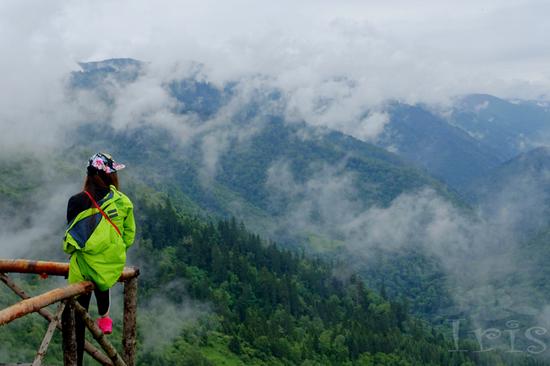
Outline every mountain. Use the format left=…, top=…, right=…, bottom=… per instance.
left=5, top=59, right=550, bottom=364
left=465, top=146, right=550, bottom=202
left=66, top=59, right=463, bottom=237
left=376, top=102, right=503, bottom=191
left=450, top=94, right=550, bottom=160
left=370, top=95, right=550, bottom=194
left=49, top=59, right=472, bottom=318
left=132, top=193, right=535, bottom=365
left=76, top=60, right=550, bottom=323
left=64, top=60, right=498, bottom=323
left=70, top=58, right=143, bottom=89
left=0, top=178, right=537, bottom=365
left=66, top=60, right=550, bottom=323
left=457, top=147, right=550, bottom=320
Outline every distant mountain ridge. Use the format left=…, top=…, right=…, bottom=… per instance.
left=69, top=59, right=550, bottom=198
left=70, top=58, right=143, bottom=90
left=450, top=93, right=550, bottom=160
left=371, top=94, right=550, bottom=194
left=376, top=102, right=504, bottom=191
left=465, top=146, right=550, bottom=203
left=68, top=59, right=462, bottom=216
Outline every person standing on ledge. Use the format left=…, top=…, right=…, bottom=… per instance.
left=63, top=152, right=135, bottom=366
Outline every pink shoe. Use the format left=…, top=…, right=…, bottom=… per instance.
left=96, top=316, right=113, bottom=334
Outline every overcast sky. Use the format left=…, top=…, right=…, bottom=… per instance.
left=2, top=0, right=549, bottom=93
left=1, top=0, right=549, bottom=150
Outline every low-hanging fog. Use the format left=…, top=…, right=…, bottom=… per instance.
left=2, top=0, right=550, bottom=151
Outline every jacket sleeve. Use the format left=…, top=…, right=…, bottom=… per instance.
left=122, top=204, right=136, bottom=249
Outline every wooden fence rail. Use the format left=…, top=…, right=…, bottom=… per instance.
left=0, top=259, right=139, bottom=366
left=0, top=273, right=113, bottom=365
left=0, top=259, right=139, bottom=281
left=0, top=282, right=93, bottom=325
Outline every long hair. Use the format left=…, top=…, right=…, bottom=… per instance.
left=83, top=167, right=119, bottom=197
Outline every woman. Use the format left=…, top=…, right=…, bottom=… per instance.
left=63, top=152, right=135, bottom=365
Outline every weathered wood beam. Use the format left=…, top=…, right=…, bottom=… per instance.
left=122, top=277, right=138, bottom=366
left=0, top=282, right=93, bottom=326
left=32, top=301, right=65, bottom=366
left=62, top=300, right=77, bottom=366
left=0, top=273, right=113, bottom=365
left=0, top=259, right=139, bottom=281
left=0, top=273, right=56, bottom=325
left=73, top=302, right=127, bottom=366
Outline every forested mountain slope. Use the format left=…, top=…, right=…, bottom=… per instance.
left=65, top=60, right=471, bottom=317
left=67, top=59, right=464, bottom=240
left=5, top=59, right=550, bottom=364
left=131, top=193, right=543, bottom=365
left=354, top=95, right=550, bottom=194
left=1, top=156, right=547, bottom=365
left=466, top=147, right=550, bottom=199
left=450, top=94, right=550, bottom=161
left=376, top=103, right=503, bottom=190
left=0, top=174, right=493, bottom=365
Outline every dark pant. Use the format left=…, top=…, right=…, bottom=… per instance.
left=75, top=288, right=110, bottom=366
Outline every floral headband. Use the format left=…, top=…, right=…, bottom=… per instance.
left=88, top=153, right=126, bottom=174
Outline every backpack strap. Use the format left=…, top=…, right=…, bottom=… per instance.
left=84, top=190, right=122, bottom=237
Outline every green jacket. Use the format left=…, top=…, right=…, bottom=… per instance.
left=63, top=186, right=136, bottom=291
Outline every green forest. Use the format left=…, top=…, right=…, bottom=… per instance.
left=1, top=181, right=549, bottom=365
left=131, top=195, right=547, bottom=365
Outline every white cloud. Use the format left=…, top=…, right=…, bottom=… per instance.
left=357, top=112, right=390, bottom=141
left=265, top=160, right=550, bottom=319
left=1, top=0, right=550, bottom=151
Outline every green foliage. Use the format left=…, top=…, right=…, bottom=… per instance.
left=0, top=191, right=546, bottom=365
left=357, top=247, right=453, bottom=318
left=133, top=196, right=531, bottom=365
left=0, top=155, right=41, bottom=204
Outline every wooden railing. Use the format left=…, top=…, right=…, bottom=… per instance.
left=0, top=259, right=139, bottom=366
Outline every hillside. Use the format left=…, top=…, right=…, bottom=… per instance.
left=6, top=59, right=550, bottom=364
left=67, top=59, right=464, bottom=238
left=465, top=147, right=550, bottom=205
left=376, top=102, right=503, bottom=191
left=450, top=94, right=550, bottom=161
left=0, top=176, right=493, bottom=365
left=133, top=195, right=464, bottom=365
left=132, top=193, right=543, bottom=365
left=64, top=60, right=473, bottom=317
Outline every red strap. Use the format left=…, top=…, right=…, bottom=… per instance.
left=84, top=191, right=122, bottom=237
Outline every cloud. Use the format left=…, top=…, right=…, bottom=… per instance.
left=137, top=281, right=210, bottom=352
left=2, top=0, right=549, bottom=281
left=2, top=0, right=550, bottom=153
left=0, top=158, right=79, bottom=259
left=266, top=159, right=550, bottom=321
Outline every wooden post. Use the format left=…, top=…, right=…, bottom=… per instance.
left=62, top=300, right=78, bottom=366
left=73, top=302, right=127, bottom=366
left=0, top=273, right=113, bottom=366
left=122, top=277, right=138, bottom=366
left=32, top=301, right=65, bottom=366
